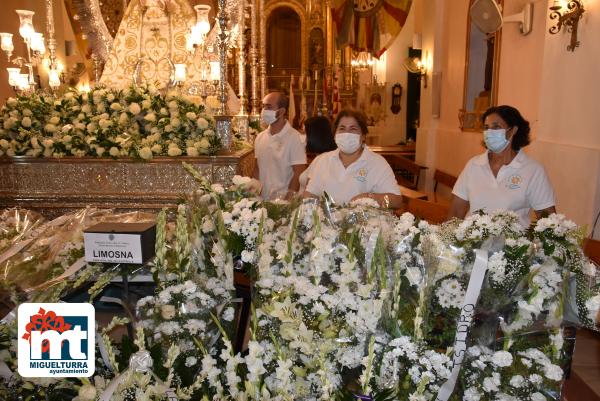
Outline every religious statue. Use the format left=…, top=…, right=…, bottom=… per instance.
left=100, top=0, right=198, bottom=90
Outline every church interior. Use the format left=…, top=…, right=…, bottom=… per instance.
left=0, top=0, right=599, bottom=400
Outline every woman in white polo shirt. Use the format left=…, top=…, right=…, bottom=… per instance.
left=448, top=105, right=556, bottom=226
left=303, top=109, right=403, bottom=209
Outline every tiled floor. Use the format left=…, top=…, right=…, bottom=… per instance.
left=564, top=329, right=600, bottom=401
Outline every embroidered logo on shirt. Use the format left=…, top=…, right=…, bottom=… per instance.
left=506, top=174, right=522, bottom=189
left=355, top=168, right=367, bottom=182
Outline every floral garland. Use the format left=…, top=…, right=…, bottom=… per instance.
left=0, top=85, right=221, bottom=159
left=0, top=175, right=598, bottom=400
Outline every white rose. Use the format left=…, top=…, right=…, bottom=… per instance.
left=171, top=118, right=181, bottom=128
left=139, top=146, right=153, bottom=160
left=142, top=99, right=151, bottom=109
left=75, top=123, right=86, bottom=131
left=42, top=139, right=54, bottom=148
left=167, top=145, right=182, bottom=157
left=98, top=119, right=112, bottom=129
left=6, top=98, right=17, bottom=107
left=151, top=144, right=162, bottom=153
left=110, top=102, right=122, bottom=111
left=196, top=117, right=209, bottom=129
left=62, top=135, right=73, bottom=143
left=30, top=137, right=40, bottom=149
left=21, top=117, right=32, bottom=128
left=22, top=109, right=32, bottom=116
left=107, top=93, right=115, bottom=102
left=97, top=104, right=106, bottom=113
left=96, top=146, right=105, bottom=157
left=78, top=384, right=97, bottom=401
left=44, top=123, right=57, bottom=133
left=164, top=124, right=173, bottom=132
left=186, top=147, right=198, bottom=157
left=86, top=122, right=98, bottom=133
left=109, top=147, right=120, bottom=157
left=118, top=113, right=129, bottom=126
left=197, top=138, right=210, bottom=149
left=211, top=183, right=225, bottom=194
left=185, top=112, right=196, bottom=120
left=160, top=107, right=168, bottom=115
left=161, top=304, right=176, bottom=320
left=50, top=116, right=60, bottom=125
left=2, top=118, right=15, bottom=130
left=0, top=139, right=8, bottom=149
left=168, top=100, right=178, bottom=109
left=128, top=103, right=141, bottom=115
left=82, top=105, right=92, bottom=114
left=204, top=129, right=215, bottom=137
left=144, top=113, right=156, bottom=122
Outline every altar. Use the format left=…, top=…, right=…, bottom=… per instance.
left=0, top=149, right=254, bottom=217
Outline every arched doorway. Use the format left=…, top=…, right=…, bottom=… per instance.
left=266, top=7, right=301, bottom=91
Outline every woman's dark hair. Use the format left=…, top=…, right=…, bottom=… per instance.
left=305, top=116, right=336, bottom=154
left=333, top=109, right=369, bottom=136
left=482, top=105, right=531, bottom=151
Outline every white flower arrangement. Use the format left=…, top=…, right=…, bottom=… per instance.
left=0, top=173, right=598, bottom=401
left=0, top=85, right=221, bottom=159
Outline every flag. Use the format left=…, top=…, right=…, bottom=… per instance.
left=313, top=71, right=319, bottom=116
left=299, top=74, right=308, bottom=130
left=322, top=70, right=328, bottom=115
left=331, top=0, right=412, bottom=58
left=332, top=66, right=341, bottom=119
left=289, top=74, right=296, bottom=126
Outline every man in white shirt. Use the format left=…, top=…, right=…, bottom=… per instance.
left=253, top=92, right=307, bottom=200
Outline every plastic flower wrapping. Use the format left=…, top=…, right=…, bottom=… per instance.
left=0, top=172, right=598, bottom=400
left=0, top=84, right=221, bottom=159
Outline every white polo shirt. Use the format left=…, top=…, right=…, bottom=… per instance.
left=305, top=147, right=401, bottom=204
left=452, top=150, right=555, bottom=226
left=254, top=121, right=307, bottom=200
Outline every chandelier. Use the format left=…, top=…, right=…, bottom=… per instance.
left=1, top=4, right=61, bottom=93
left=351, top=51, right=375, bottom=70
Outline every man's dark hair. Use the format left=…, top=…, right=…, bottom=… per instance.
left=272, top=92, right=289, bottom=111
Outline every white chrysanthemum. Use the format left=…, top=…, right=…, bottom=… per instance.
left=491, top=350, right=513, bottom=367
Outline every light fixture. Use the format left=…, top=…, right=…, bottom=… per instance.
left=0, top=9, right=49, bottom=92
left=351, top=51, right=375, bottom=71
left=173, top=63, right=187, bottom=86
left=549, top=0, right=585, bottom=51
left=403, top=54, right=429, bottom=88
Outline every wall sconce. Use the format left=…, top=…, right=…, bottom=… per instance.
left=549, top=0, right=585, bottom=51
left=403, top=52, right=429, bottom=88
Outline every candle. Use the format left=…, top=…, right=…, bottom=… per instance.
left=174, top=63, right=186, bottom=83
left=209, top=61, right=220, bottom=81
left=48, top=68, right=60, bottom=89
left=314, top=70, right=318, bottom=80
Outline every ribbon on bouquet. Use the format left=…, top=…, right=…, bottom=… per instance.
left=98, top=350, right=178, bottom=401
left=435, top=248, right=490, bottom=401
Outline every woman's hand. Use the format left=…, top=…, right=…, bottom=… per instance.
left=351, top=193, right=402, bottom=209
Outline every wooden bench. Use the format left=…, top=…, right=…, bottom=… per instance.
left=383, top=155, right=427, bottom=190
left=431, top=169, right=458, bottom=205
left=397, top=197, right=449, bottom=224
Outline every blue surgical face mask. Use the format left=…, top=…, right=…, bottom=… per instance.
left=483, top=128, right=510, bottom=153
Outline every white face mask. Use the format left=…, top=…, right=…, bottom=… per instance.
left=483, top=128, right=510, bottom=153
left=335, top=132, right=362, bottom=154
left=261, top=109, right=279, bottom=125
